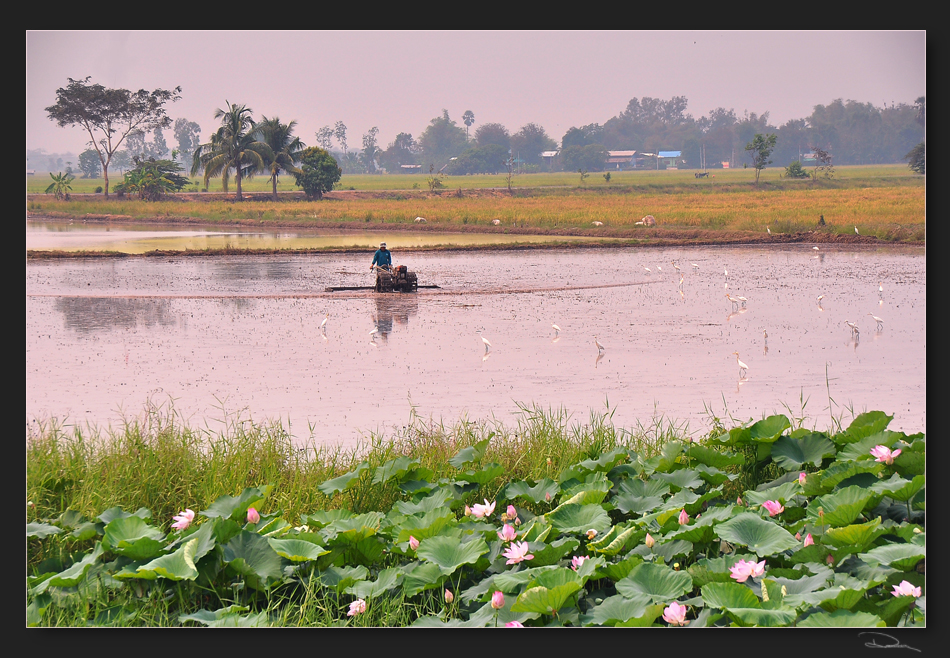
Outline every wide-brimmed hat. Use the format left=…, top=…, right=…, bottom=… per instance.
left=380, top=242, right=387, bottom=248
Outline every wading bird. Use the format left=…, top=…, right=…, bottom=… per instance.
left=691, top=263, right=699, bottom=269
left=845, top=320, right=860, bottom=336
left=732, top=352, right=748, bottom=377
left=868, top=313, right=884, bottom=329
left=726, top=293, right=741, bottom=310
left=735, top=295, right=748, bottom=307
left=767, top=226, right=771, bottom=235
left=320, top=311, right=329, bottom=330
left=594, top=336, right=605, bottom=354
left=855, top=226, right=860, bottom=235
left=477, top=331, right=491, bottom=352
left=551, top=323, right=561, bottom=337
left=671, top=261, right=681, bottom=271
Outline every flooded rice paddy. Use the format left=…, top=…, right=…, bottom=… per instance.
left=27, top=228, right=926, bottom=447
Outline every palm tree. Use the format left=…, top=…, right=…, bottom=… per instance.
left=256, top=117, right=306, bottom=201
left=191, top=101, right=266, bottom=201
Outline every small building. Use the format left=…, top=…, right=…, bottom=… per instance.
left=606, top=150, right=640, bottom=170
left=658, top=151, right=682, bottom=169
left=400, top=164, right=422, bottom=173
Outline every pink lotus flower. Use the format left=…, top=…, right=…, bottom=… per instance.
left=662, top=601, right=688, bottom=626
left=799, top=472, right=807, bottom=486
left=826, top=554, right=835, bottom=565
left=870, top=445, right=901, bottom=465
left=444, top=589, right=454, bottom=604
left=729, top=559, right=766, bottom=582
left=491, top=591, right=505, bottom=609
left=762, top=500, right=784, bottom=516
left=505, top=620, right=524, bottom=627
left=497, top=523, right=517, bottom=542
left=502, top=540, right=534, bottom=565
left=678, top=509, right=689, bottom=525
left=347, top=599, right=367, bottom=616
left=645, top=533, right=655, bottom=548
left=891, top=580, right=921, bottom=598
left=795, top=532, right=801, bottom=541
left=545, top=492, right=552, bottom=501
left=471, top=499, right=496, bottom=519
left=737, top=496, right=743, bottom=506
left=803, top=533, right=814, bottom=547
left=507, top=505, right=518, bottom=520
left=246, top=507, right=260, bottom=524
left=171, top=509, right=195, bottom=531
left=571, top=555, right=588, bottom=571
left=409, top=535, right=420, bottom=550
left=586, top=528, right=598, bottom=540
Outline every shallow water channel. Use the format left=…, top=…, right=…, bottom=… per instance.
left=27, top=234, right=926, bottom=447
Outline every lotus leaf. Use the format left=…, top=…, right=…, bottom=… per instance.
left=614, top=561, right=693, bottom=604
left=502, top=478, right=560, bottom=504
left=316, top=464, right=370, bottom=496
left=372, top=456, right=421, bottom=484
left=134, top=537, right=200, bottom=581
left=416, top=534, right=488, bottom=575
left=545, top=503, right=611, bottom=534
left=806, top=486, right=875, bottom=527
left=585, top=594, right=654, bottom=626
left=447, top=438, right=490, bottom=469
left=345, top=567, right=402, bottom=599
left=796, top=609, right=886, bottom=627
left=27, top=522, right=63, bottom=539
left=715, top=512, right=800, bottom=556
left=267, top=538, right=330, bottom=562
left=201, top=485, right=272, bottom=521
left=701, top=581, right=762, bottom=609
left=860, top=543, right=925, bottom=571
left=836, top=411, right=894, bottom=444
left=770, top=433, right=837, bottom=470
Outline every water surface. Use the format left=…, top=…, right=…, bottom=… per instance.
left=27, top=243, right=926, bottom=446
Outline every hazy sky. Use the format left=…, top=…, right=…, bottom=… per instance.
left=27, top=30, right=926, bottom=157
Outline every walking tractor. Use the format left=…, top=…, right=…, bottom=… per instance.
left=373, top=264, right=418, bottom=293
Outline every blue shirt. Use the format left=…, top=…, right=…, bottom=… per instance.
left=372, top=248, right=392, bottom=267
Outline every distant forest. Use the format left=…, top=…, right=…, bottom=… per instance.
left=28, top=95, right=925, bottom=177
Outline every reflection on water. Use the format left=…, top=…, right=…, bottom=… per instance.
left=27, top=219, right=604, bottom=253
left=55, top=297, right=178, bottom=334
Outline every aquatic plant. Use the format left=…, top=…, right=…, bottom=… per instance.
left=27, top=410, right=924, bottom=627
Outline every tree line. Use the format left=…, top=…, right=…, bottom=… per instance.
left=44, top=77, right=925, bottom=201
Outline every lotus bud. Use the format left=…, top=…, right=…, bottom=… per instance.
left=247, top=507, right=260, bottom=524
left=507, top=505, right=518, bottom=521
left=826, top=554, right=835, bottom=565
left=464, top=505, right=472, bottom=516
left=803, top=533, right=814, bottom=547
left=795, top=532, right=801, bottom=541
left=444, top=589, right=454, bottom=604
left=409, top=535, right=420, bottom=550
left=737, top=496, right=743, bottom=506
left=645, top=533, right=655, bottom=549
left=678, top=509, right=689, bottom=525
left=545, top=492, right=552, bottom=502
left=491, top=591, right=505, bottom=610
left=799, top=472, right=807, bottom=486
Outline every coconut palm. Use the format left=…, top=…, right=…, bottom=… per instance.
left=256, top=117, right=306, bottom=201
left=190, top=101, right=267, bottom=200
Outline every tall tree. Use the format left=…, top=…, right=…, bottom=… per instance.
left=379, top=132, right=419, bottom=173
left=191, top=101, right=267, bottom=200
left=78, top=149, right=101, bottom=178
left=333, top=121, right=348, bottom=156
left=315, top=125, right=334, bottom=151
left=256, top=117, right=306, bottom=201
left=744, top=133, right=777, bottom=185
left=418, top=110, right=469, bottom=171
left=44, top=76, right=181, bottom=197
left=173, top=119, right=202, bottom=172
left=474, top=123, right=510, bottom=150
left=509, top=123, right=556, bottom=166
left=361, top=126, right=380, bottom=172
left=462, top=110, right=475, bottom=139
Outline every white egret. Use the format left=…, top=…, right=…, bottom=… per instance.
left=477, top=331, right=491, bottom=351
left=854, top=226, right=860, bottom=235
left=767, top=226, right=771, bottom=235
left=732, top=352, right=749, bottom=377
left=868, top=313, right=884, bottom=329
left=642, top=265, right=652, bottom=273
left=671, top=261, right=681, bottom=271
left=657, top=265, right=662, bottom=271
left=845, top=320, right=860, bottom=336
left=726, top=293, right=740, bottom=309
left=320, top=311, right=329, bottom=330
left=691, top=263, right=699, bottom=269
left=817, top=294, right=825, bottom=304
left=736, top=295, right=748, bottom=307
left=724, top=267, right=728, bottom=277
left=594, top=336, right=605, bottom=353
left=813, top=246, right=819, bottom=251
left=551, top=323, right=561, bottom=336
left=879, top=282, right=884, bottom=294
